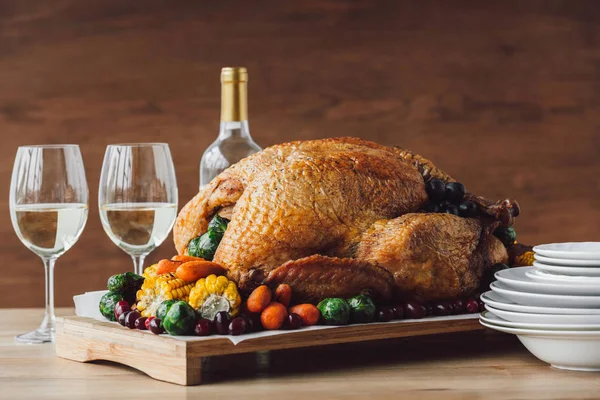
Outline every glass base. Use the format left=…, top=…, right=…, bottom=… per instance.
left=15, top=327, right=54, bottom=344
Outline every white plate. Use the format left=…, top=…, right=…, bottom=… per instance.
left=534, top=254, right=600, bottom=267
left=533, top=261, right=600, bottom=277
left=533, top=242, right=600, bottom=260
left=491, top=281, right=600, bottom=308
left=481, top=311, right=600, bottom=330
left=526, top=269, right=600, bottom=284
left=479, top=319, right=600, bottom=371
left=484, top=304, right=600, bottom=324
left=480, top=291, right=600, bottom=315
left=495, top=267, right=600, bottom=295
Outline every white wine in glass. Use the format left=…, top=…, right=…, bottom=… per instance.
left=9, top=145, right=89, bottom=344
left=99, top=144, right=178, bottom=275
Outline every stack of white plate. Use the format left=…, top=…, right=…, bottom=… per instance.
left=480, top=242, right=600, bottom=371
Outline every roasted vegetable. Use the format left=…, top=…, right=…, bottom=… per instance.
left=347, top=293, right=376, bottom=323
left=208, top=215, right=229, bottom=240
left=288, top=304, right=320, bottom=326
left=188, top=274, right=241, bottom=320
left=515, top=251, right=535, bottom=267
left=260, top=302, right=288, bottom=330
left=156, top=299, right=178, bottom=322
left=99, top=291, right=125, bottom=321
left=175, top=260, right=227, bottom=282
left=187, top=215, right=230, bottom=261
left=317, top=298, right=350, bottom=325
left=494, top=226, right=517, bottom=248
left=163, top=301, right=196, bottom=335
left=136, top=273, right=195, bottom=317
left=107, top=272, right=144, bottom=294
left=187, top=234, right=217, bottom=260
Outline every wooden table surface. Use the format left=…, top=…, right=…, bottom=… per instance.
left=2, top=308, right=600, bottom=399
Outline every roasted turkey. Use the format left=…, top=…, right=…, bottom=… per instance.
left=174, top=137, right=519, bottom=303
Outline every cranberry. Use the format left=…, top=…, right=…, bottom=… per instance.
left=376, top=306, right=394, bottom=322
left=214, top=311, right=231, bottom=335
left=149, top=318, right=164, bottom=334
left=194, top=318, right=214, bottom=336
left=432, top=301, right=453, bottom=316
left=392, top=304, right=405, bottom=319
left=404, top=301, right=426, bottom=319
left=452, top=299, right=465, bottom=314
left=424, top=302, right=433, bottom=316
left=145, top=316, right=155, bottom=330
left=125, top=311, right=141, bottom=329
left=284, top=313, right=303, bottom=330
left=465, top=298, right=480, bottom=313
left=135, top=317, right=148, bottom=330
left=228, top=316, right=247, bottom=336
left=118, top=311, right=129, bottom=326
left=114, top=301, right=131, bottom=320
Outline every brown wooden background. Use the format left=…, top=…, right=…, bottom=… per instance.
left=1, top=0, right=600, bottom=308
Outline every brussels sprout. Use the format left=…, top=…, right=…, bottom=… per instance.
left=156, top=299, right=178, bottom=322
left=494, top=226, right=517, bottom=248
left=163, top=301, right=197, bottom=335
left=317, top=298, right=350, bottom=325
left=208, top=215, right=229, bottom=240
left=107, top=272, right=144, bottom=294
left=188, top=215, right=230, bottom=261
left=347, top=294, right=376, bottom=323
left=99, top=291, right=125, bottom=321
left=187, top=233, right=218, bottom=260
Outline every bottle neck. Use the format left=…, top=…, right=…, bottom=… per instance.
left=218, top=120, right=251, bottom=140
left=220, top=79, right=248, bottom=123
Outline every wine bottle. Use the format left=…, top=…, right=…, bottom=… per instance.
left=199, top=67, right=261, bottom=188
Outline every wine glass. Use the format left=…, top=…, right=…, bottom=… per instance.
left=99, top=143, right=178, bottom=276
left=9, top=145, right=89, bottom=344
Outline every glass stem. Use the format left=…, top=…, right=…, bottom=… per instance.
left=132, top=254, right=146, bottom=276
left=39, top=257, right=56, bottom=332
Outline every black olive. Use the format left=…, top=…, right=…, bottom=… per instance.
left=459, top=200, right=478, bottom=217
left=426, top=179, right=446, bottom=202
left=444, top=204, right=460, bottom=216
left=445, top=182, right=466, bottom=204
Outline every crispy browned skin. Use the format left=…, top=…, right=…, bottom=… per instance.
left=356, top=213, right=507, bottom=301
left=265, top=255, right=395, bottom=304
left=174, top=137, right=516, bottom=303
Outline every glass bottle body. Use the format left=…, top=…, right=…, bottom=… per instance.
left=200, top=121, right=261, bottom=188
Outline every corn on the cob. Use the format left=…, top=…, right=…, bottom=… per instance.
left=515, top=251, right=535, bottom=267
left=136, top=272, right=195, bottom=317
left=143, top=264, right=158, bottom=279
left=189, top=274, right=241, bottom=320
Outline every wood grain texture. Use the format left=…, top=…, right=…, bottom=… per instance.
left=1, top=1, right=600, bottom=307
left=3, top=308, right=600, bottom=399
left=55, top=314, right=482, bottom=385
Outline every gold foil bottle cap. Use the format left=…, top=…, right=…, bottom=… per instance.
left=221, top=67, right=248, bottom=83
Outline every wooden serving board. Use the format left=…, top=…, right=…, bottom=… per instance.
left=56, top=315, right=483, bottom=386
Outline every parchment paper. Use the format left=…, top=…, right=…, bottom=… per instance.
left=75, top=291, right=479, bottom=345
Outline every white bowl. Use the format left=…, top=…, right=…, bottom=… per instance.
left=484, top=304, right=600, bottom=324
left=533, top=261, right=600, bottom=277
left=491, top=281, right=600, bottom=308
left=534, top=254, right=600, bottom=267
left=482, top=310, right=600, bottom=331
left=533, top=242, right=600, bottom=260
left=495, top=267, right=600, bottom=296
left=526, top=269, right=600, bottom=284
left=481, top=291, right=600, bottom=315
left=480, top=318, right=600, bottom=371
